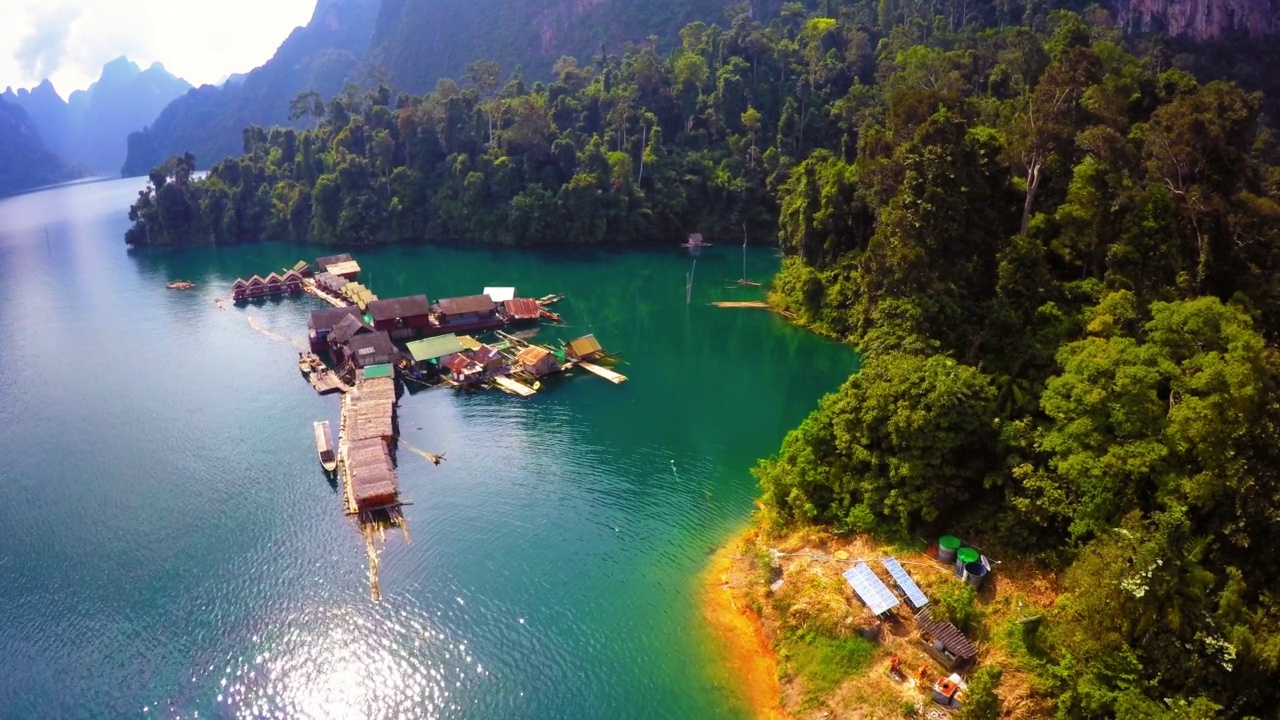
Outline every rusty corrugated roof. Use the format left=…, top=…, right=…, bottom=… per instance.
left=503, top=298, right=541, bottom=319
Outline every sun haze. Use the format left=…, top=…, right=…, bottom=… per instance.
left=0, top=0, right=317, bottom=96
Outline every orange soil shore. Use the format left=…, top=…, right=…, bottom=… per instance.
left=702, top=538, right=789, bottom=720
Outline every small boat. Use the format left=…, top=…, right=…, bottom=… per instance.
left=539, top=308, right=564, bottom=323
left=537, top=294, right=564, bottom=305
left=314, top=420, right=337, bottom=472
left=298, top=354, right=313, bottom=373
left=167, top=280, right=196, bottom=290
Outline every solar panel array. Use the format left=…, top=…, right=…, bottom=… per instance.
left=843, top=562, right=900, bottom=616
left=882, top=557, right=930, bottom=609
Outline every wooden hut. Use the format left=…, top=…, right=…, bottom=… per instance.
left=516, top=346, right=558, bottom=377
left=264, top=272, right=283, bottom=295
left=470, top=345, right=505, bottom=374
left=343, top=331, right=397, bottom=370
left=368, top=296, right=433, bottom=339
left=567, top=334, right=604, bottom=361
left=345, top=438, right=398, bottom=511
left=432, top=295, right=501, bottom=333
left=316, top=253, right=361, bottom=281
left=282, top=269, right=304, bottom=294
left=502, top=298, right=541, bottom=322
left=442, top=353, right=483, bottom=384
left=309, top=307, right=363, bottom=349
left=915, top=608, right=978, bottom=670
left=346, top=376, right=396, bottom=442
left=231, top=278, right=248, bottom=301
left=244, top=275, right=266, bottom=298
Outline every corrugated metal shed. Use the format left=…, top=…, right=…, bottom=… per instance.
left=406, top=334, right=465, bottom=362
left=503, top=298, right=540, bottom=319
left=516, top=346, right=550, bottom=364
left=483, top=287, right=516, bottom=302
left=915, top=608, right=978, bottom=661
left=843, top=562, right=900, bottom=616
left=361, top=364, right=395, bottom=380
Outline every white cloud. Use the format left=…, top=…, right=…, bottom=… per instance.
left=0, top=0, right=318, bottom=97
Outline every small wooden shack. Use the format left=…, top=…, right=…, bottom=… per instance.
left=915, top=608, right=978, bottom=670
left=442, top=353, right=483, bottom=384
left=567, top=334, right=604, bottom=361
left=470, top=345, right=505, bottom=373
left=281, top=269, right=304, bottom=294
left=516, top=346, right=558, bottom=377
left=344, top=331, right=397, bottom=370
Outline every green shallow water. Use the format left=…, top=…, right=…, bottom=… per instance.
left=0, top=177, right=857, bottom=719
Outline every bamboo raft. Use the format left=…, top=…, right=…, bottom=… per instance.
left=578, top=362, right=628, bottom=384
left=492, top=375, right=538, bottom=397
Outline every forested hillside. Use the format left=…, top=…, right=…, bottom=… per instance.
left=359, top=0, right=760, bottom=94
left=121, top=0, right=379, bottom=176
left=123, top=4, right=1280, bottom=712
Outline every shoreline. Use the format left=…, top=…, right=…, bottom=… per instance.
left=701, top=525, right=789, bottom=720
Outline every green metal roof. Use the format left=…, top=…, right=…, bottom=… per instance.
left=406, top=334, right=465, bottom=362
left=361, top=363, right=395, bottom=379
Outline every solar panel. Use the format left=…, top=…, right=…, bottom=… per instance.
left=843, top=562, right=900, bottom=616
left=882, top=557, right=930, bottom=609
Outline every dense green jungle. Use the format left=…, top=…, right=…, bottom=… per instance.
left=125, top=1, right=1280, bottom=716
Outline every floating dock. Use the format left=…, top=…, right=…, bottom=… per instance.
left=309, top=369, right=351, bottom=395
left=492, top=375, right=538, bottom=397
left=578, top=362, right=628, bottom=384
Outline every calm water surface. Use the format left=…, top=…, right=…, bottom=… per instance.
left=0, top=178, right=856, bottom=719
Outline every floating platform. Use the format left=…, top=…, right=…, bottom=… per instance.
left=492, top=375, right=537, bottom=397
left=309, top=369, right=351, bottom=395
left=578, top=362, right=628, bottom=384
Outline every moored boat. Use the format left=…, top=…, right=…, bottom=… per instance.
left=314, top=420, right=337, bottom=472
left=537, top=293, right=564, bottom=305
left=299, top=353, right=313, bottom=373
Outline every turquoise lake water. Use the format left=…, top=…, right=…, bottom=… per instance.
left=0, top=177, right=857, bottom=719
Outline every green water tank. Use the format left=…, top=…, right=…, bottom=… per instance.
left=957, top=547, right=980, bottom=565
left=938, top=535, right=961, bottom=562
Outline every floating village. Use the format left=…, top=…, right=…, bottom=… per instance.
left=228, top=253, right=626, bottom=598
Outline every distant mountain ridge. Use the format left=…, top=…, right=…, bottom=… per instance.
left=3, top=57, right=191, bottom=174
left=0, top=95, right=78, bottom=196
left=121, top=0, right=379, bottom=176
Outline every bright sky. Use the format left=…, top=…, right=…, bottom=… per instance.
left=0, top=0, right=318, bottom=97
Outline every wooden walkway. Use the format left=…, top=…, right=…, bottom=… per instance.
left=579, top=362, right=628, bottom=384
left=492, top=375, right=537, bottom=397
left=304, top=279, right=351, bottom=308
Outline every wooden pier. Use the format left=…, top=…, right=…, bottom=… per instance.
left=578, top=362, right=628, bottom=384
